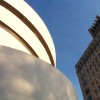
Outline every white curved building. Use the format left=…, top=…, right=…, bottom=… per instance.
left=0, top=0, right=56, bottom=66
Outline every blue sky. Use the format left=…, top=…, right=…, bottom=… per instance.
left=25, top=0, right=100, bottom=100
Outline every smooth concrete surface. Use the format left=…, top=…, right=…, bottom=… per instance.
left=0, top=46, right=77, bottom=100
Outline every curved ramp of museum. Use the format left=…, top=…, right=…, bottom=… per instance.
left=0, top=0, right=56, bottom=66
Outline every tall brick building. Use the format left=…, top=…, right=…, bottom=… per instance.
left=76, top=15, right=100, bottom=100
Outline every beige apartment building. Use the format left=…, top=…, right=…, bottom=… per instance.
left=75, top=15, right=100, bottom=100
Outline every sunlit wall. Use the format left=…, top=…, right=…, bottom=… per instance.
left=0, top=46, right=77, bottom=100
left=0, top=0, right=56, bottom=66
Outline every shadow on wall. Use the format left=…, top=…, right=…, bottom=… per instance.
left=0, top=45, right=77, bottom=100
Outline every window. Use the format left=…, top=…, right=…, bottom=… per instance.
left=81, top=74, right=85, bottom=81
left=95, top=57, right=99, bottom=63
left=92, top=81, right=94, bottom=87
left=85, top=88, right=90, bottom=95
left=78, top=65, right=83, bottom=75
left=95, top=46, right=99, bottom=52
left=90, top=65, right=92, bottom=70
left=92, top=71, right=95, bottom=76
left=95, top=89, right=98, bottom=96
left=98, top=97, right=100, bottom=100
left=95, top=68, right=98, bottom=72
left=83, top=80, right=87, bottom=87
left=98, top=74, right=100, bottom=79
left=87, top=95, right=92, bottom=100
left=98, top=85, right=100, bottom=91
left=87, top=68, right=89, bottom=73
left=99, top=63, right=100, bottom=68
left=95, top=23, right=99, bottom=27
left=98, top=20, right=100, bottom=24
left=92, top=61, right=96, bottom=67
left=95, top=85, right=100, bottom=95
left=95, top=78, right=99, bottom=84
left=94, top=26, right=97, bottom=30
left=80, top=69, right=83, bottom=74
left=98, top=43, right=100, bottom=48
left=98, top=53, right=100, bottom=58
left=89, top=75, right=91, bottom=80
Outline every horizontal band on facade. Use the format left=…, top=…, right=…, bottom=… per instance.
left=0, top=21, right=39, bottom=57
left=1, top=0, right=55, bottom=66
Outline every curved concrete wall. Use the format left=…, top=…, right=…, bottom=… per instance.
left=0, top=46, right=77, bottom=100
left=0, top=0, right=56, bottom=66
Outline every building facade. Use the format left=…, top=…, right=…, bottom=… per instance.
left=0, top=0, right=56, bottom=66
left=0, top=0, right=77, bottom=100
left=75, top=15, right=100, bottom=100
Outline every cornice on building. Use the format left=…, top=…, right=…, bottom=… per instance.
left=88, top=15, right=100, bottom=38
left=76, top=15, right=100, bottom=72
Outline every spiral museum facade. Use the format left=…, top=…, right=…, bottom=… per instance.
left=0, top=0, right=77, bottom=100
left=0, top=0, right=56, bottom=66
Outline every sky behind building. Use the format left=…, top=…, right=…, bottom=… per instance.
left=25, top=0, right=100, bottom=100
